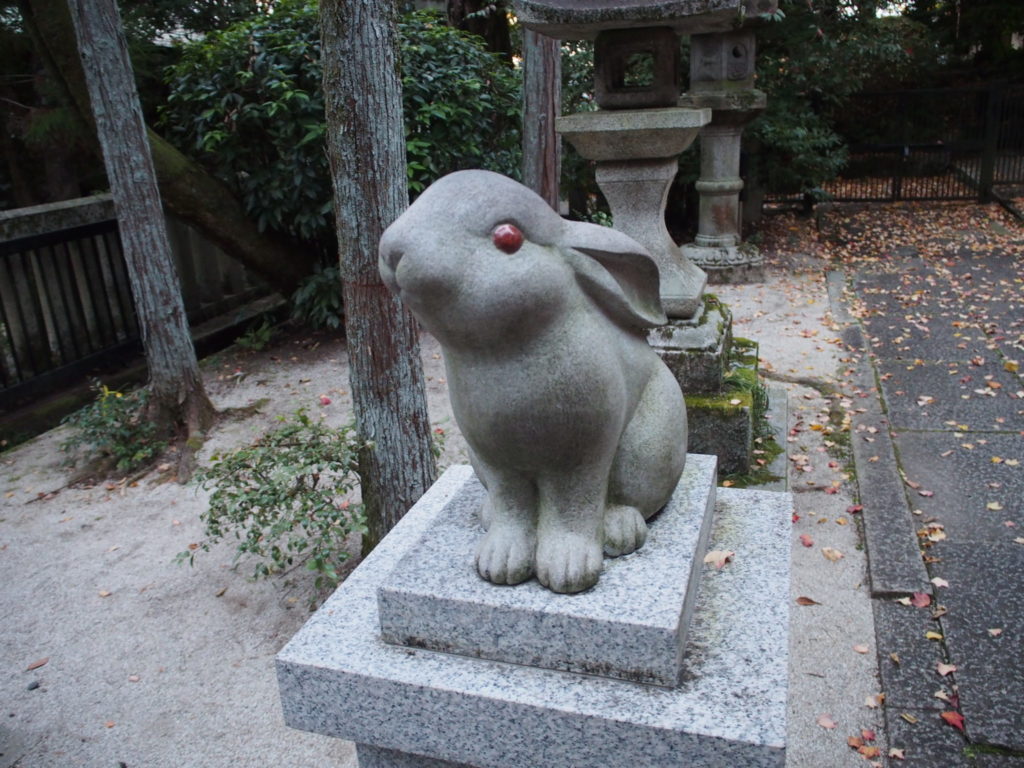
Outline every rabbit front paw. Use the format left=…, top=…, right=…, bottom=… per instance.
left=535, top=533, right=603, bottom=594
left=603, top=504, right=648, bottom=557
left=475, top=524, right=536, bottom=585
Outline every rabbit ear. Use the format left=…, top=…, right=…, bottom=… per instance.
left=561, top=220, right=667, bottom=329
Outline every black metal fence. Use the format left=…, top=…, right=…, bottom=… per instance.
left=763, top=82, right=1024, bottom=205
left=0, top=200, right=265, bottom=407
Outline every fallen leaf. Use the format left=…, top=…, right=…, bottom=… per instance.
left=848, top=736, right=864, bottom=749
left=910, top=592, right=931, bottom=607
left=861, top=729, right=876, bottom=741
left=859, top=745, right=881, bottom=759
left=986, top=501, right=1004, bottom=511
left=865, top=694, right=883, bottom=709
left=98, top=590, right=112, bottom=598
left=940, top=711, right=965, bottom=732
left=822, top=547, right=844, bottom=561
left=127, top=674, right=140, bottom=683
left=934, top=690, right=951, bottom=703
left=816, top=714, right=837, bottom=729
left=900, top=712, right=919, bottom=724
left=937, top=662, right=957, bottom=677
left=918, top=489, right=935, bottom=497
left=703, top=550, right=734, bottom=569
left=26, top=657, right=48, bottom=671
left=890, top=652, right=901, bottom=665
left=897, top=596, right=912, bottom=606
left=931, top=577, right=949, bottom=588
left=888, top=747, right=906, bottom=760
left=853, top=644, right=870, bottom=654
left=104, top=721, right=115, bottom=728
left=846, top=505, right=863, bottom=514
left=799, top=534, right=814, bottom=547
left=925, top=631, right=944, bottom=641
left=796, top=596, right=821, bottom=606
left=988, top=628, right=1003, bottom=637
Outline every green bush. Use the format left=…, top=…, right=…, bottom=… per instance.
left=184, top=410, right=366, bottom=591
left=159, top=5, right=521, bottom=253
left=290, top=265, right=343, bottom=330
left=60, top=382, right=167, bottom=474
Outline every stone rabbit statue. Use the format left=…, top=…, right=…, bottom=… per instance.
left=379, top=170, right=687, bottom=593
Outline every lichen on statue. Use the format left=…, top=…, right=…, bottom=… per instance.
left=379, top=170, right=687, bottom=593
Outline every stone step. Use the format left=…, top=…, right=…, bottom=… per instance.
left=277, top=465, right=793, bottom=768
left=376, top=455, right=718, bottom=687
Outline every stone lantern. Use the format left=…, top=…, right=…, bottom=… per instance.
left=679, top=30, right=768, bottom=283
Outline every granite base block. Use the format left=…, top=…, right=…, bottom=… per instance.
left=687, top=392, right=754, bottom=475
left=649, top=303, right=732, bottom=393
left=277, top=466, right=792, bottom=768
left=377, top=455, right=717, bottom=687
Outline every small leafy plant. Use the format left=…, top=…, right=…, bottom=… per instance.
left=235, top=318, right=276, bottom=351
left=61, top=382, right=166, bottom=474
left=183, top=410, right=366, bottom=592
left=290, top=265, right=343, bottom=330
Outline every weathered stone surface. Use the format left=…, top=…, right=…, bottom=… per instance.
left=380, top=170, right=689, bottom=593
left=555, top=107, right=709, bottom=161
left=648, top=300, right=732, bottom=392
left=686, top=391, right=753, bottom=475
left=935, top=542, right=1024, bottom=752
left=876, top=359, right=1024, bottom=432
left=872, top=599, right=949, bottom=711
left=514, top=0, right=779, bottom=39
left=594, top=27, right=680, bottom=110
left=377, top=456, right=717, bottom=687
left=557, top=110, right=710, bottom=319
left=892, top=432, right=1023, bottom=544
left=277, top=467, right=792, bottom=768
left=885, top=707, right=970, bottom=767
left=841, top=323, right=931, bottom=595
left=682, top=243, right=765, bottom=284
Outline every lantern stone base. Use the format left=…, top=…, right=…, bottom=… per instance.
left=682, top=243, right=765, bottom=285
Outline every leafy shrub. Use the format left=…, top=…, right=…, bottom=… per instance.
left=159, top=5, right=521, bottom=253
left=61, top=382, right=167, bottom=473
left=399, top=11, right=522, bottom=194
left=290, top=265, right=343, bottom=330
left=184, top=410, right=366, bottom=590
left=235, top=317, right=277, bottom=350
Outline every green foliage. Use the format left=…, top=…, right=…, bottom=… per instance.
left=159, top=5, right=521, bottom=253
left=185, top=409, right=366, bottom=591
left=751, top=0, right=928, bottom=194
left=60, top=382, right=166, bottom=473
left=235, top=317, right=276, bottom=350
left=159, top=1, right=329, bottom=245
left=399, top=10, right=521, bottom=194
left=291, top=265, right=343, bottom=330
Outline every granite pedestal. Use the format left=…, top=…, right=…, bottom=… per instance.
left=277, top=461, right=792, bottom=767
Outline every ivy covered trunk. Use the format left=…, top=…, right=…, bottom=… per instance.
left=320, top=0, right=437, bottom=549
left=68, top=0, right=215, bottom=464
left=18, top=0, right=316, bottom=295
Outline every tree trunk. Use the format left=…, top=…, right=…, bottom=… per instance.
left=446, top=0, right=512, bottom=62
left=18, top=0, right=316, bottom=295
left=67, top=0, right=215, bottom=466
left=320, top=0, right=437, bottom=549
left=522, top=30, right=561, bottom=210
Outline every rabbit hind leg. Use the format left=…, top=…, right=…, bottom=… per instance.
left=473, top=465, right=538, bottom=586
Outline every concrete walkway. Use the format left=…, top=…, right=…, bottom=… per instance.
left=837, top=246, right=1024, bottom=766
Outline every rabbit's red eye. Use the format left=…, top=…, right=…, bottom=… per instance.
left=492, top=223, right=523, bottom=254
